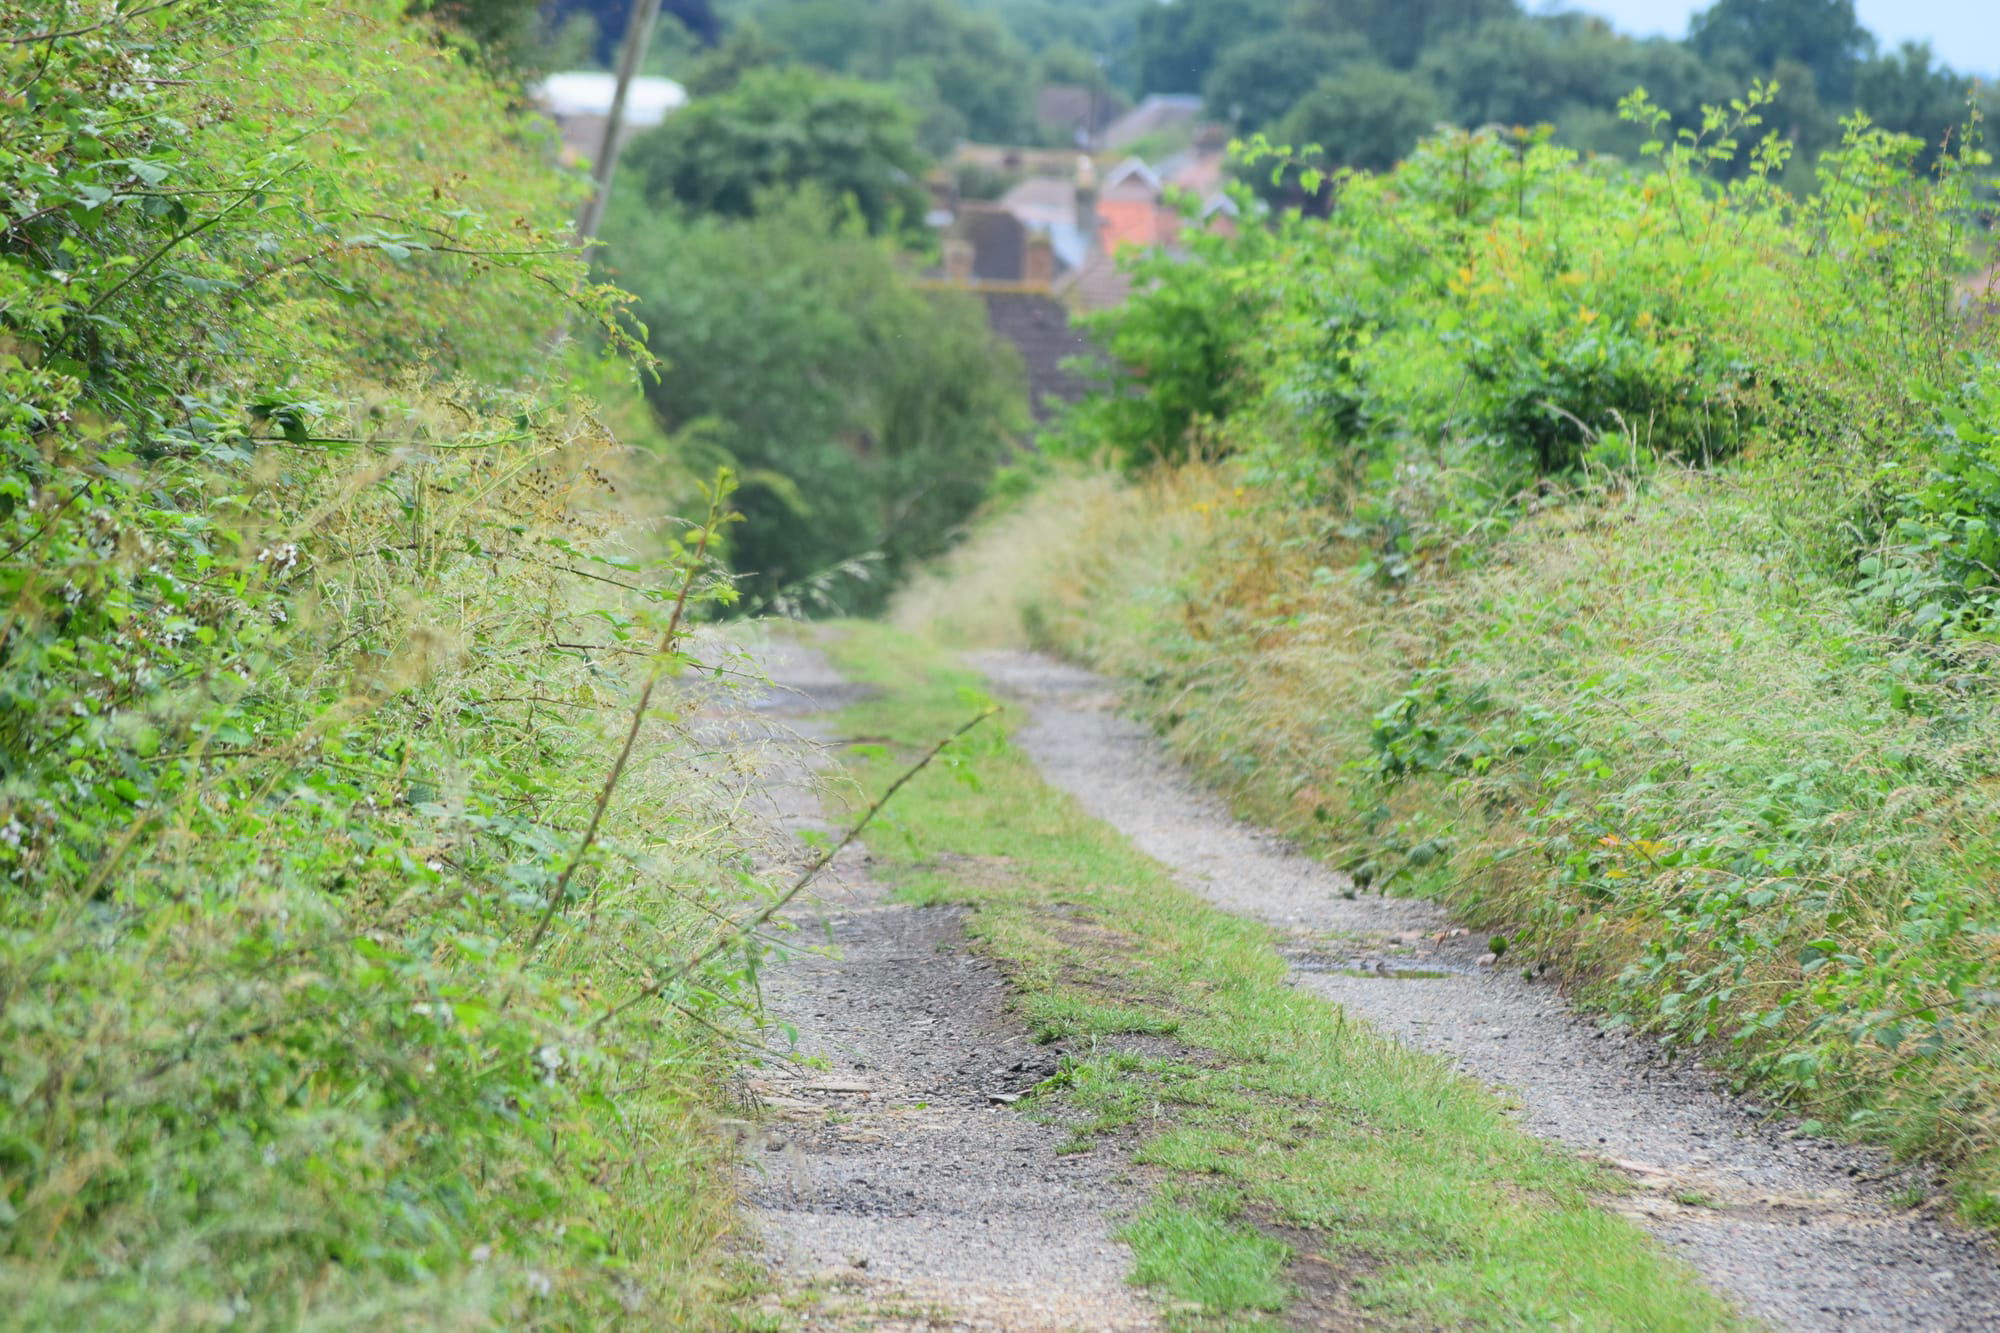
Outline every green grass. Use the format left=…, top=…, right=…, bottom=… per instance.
left=1123, top=1194, right=1290, bottom=1323
left=813, top=622, right=1739, bottom=1330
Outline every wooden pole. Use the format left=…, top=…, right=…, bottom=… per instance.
left=576, top=0, right=665, bottom=241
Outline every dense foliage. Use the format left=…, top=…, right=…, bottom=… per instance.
left=675, top=0, right=1998, bottom=188
left=622, top=66, right=930, bottom=232
left=597, top=8, right=1039, bottom=615
left=918, top=92, right=2000, bottom=1217
left=0, top=1, right=771, bottom=1320
left=602, top=194, right=1027, bottom=611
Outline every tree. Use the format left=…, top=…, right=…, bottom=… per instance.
left=747, top=0, right=1036, bottom=143
left=756, top=0, right=873, bottom=70
left=1687, top=0, right=1871, bottom=103
left=1420, top=17, right=1617, bottom=130
left=1203, top=29, right=1371, bottom=131
left=622, top=66, right=930, bottom=233
left=1855, top=43, right=1976, bottom=163
left=1277, top=65, right=1444, bottom=173
left=1290, top=0, right=1514, bottom=71
left=543, top=0, right=719, bottom=62
left=854, top=0, right=1036, bottom=143
left=679, top=19, right=791, bottom=94
left=1134, top=0, right=1287, bottom=95
left=602, top=194, right=1029, bottom=609
left=1039, top=41, right=1112, bottom=95
left=986, top=0, right=1148, bottom=93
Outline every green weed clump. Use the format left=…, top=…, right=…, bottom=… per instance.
left=1, top=2, right=770, bottom=1323
left=905, top=90, right=2000, bottom=1219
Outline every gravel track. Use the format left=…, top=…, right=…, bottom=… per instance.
left=736, top=643, right=1156, bottom=1332
left=971, top=648, right=2000, bottom=1332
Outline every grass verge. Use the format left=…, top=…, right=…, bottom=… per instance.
left=897, top=459, right=2000, bottom=1223
left=813, top=622, right=1737, bottom=1330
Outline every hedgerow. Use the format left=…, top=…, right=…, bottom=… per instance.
left=3, top=2, right=770, bottom=1322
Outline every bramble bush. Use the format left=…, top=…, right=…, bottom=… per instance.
left=1, top=2, right=778, bottom=1321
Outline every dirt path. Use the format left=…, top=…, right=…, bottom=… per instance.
left=972, top=649, right=2000, bottom=1332
left=737, top=644, right=1156, bottom=1332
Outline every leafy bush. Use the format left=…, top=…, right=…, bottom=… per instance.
left=1052, top=213, right=1279, bottom=470
left=1, top=2, right=768, bottom=1320
left=603, top=192, right=1028, bottom=612
left=1073, top=87, right=1989, bottom=574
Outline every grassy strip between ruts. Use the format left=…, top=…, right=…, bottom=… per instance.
left=811, top=622, right=1738, bottom=1331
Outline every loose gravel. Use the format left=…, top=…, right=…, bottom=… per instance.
left=735, top=642, right=1157, bottom=1332
left=973, top=648, right=2000, bottom=1332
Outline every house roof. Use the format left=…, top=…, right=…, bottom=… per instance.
left=1161, top=148, right=1229, bottom=197
left=998, top=175, right=1077, bottom=224
left=1101, top=157, right=1163, bottom=197
left=980, top=291, right=1100, bottom=420
left=1055, top=249, right=1134, bottom=312
left=1102, top=95, right=1204, bottom=151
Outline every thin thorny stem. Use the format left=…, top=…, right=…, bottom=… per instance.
left=524, top=482, right=725, bottom=955
left=587, top=705, right=999, bottom=1034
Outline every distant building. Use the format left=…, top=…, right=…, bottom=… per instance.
left=926, top=137, right=1242, bottom=419
left=1032, top=84, right=1129, bottom=149
left=1100, top=94, right=1204, bottom=153
left=530, top=72, right=688, bottom=164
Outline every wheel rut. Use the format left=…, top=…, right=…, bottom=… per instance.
left=971, top=648, right=2000, bottom=1332
left=737, top=643, right=1156, bottom=1332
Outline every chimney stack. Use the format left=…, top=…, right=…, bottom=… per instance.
left=1024, top=233, right=1054, bottom=287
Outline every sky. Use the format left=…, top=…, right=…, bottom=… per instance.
left=1555, top=1, right=1997, bottom=74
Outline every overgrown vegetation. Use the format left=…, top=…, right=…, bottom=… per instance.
left=0, top=2, right=778, bottom=1321
left=901, top=89, right=2000, bottom=1221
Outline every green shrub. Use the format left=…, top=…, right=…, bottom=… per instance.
left=603, top=191, right=1029, bottom=613
left=0, top=2, right=762, bottom=1320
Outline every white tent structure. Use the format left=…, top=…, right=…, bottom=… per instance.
left=533, top=72, right=687, bottom=127
left=530, top=72, right=687, bottom=167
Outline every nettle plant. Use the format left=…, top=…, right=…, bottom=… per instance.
left=1, top=2, right=771, bottom=1322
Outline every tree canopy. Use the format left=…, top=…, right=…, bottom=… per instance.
left=622, top=66, right=930, bottom=232
left=602, top=195, right=1026, bottom=609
